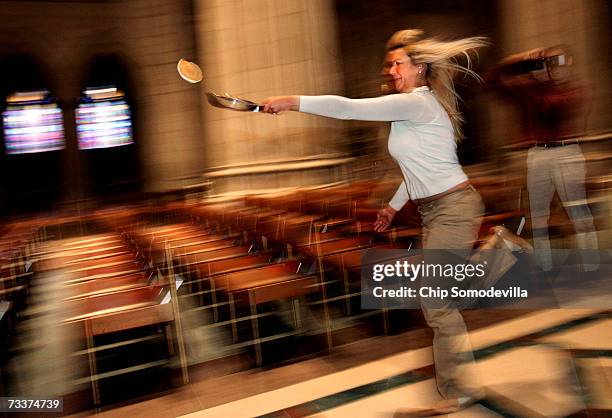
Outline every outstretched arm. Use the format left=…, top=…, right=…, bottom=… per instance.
left=261, top=96, right=300, bottom=113
left=262, top=94, right=432, bottom=123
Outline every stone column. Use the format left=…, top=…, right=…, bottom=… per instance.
left=116, top=0, right=206, bottom=192
left=193, top=0, right=346, bottom=193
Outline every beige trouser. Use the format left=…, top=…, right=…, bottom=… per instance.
left=418, top=186, right=485, bottom=400
left=527, top=144, right=599, bottom=271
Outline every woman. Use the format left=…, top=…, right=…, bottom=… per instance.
left=262, top=29, right=488, bottom=415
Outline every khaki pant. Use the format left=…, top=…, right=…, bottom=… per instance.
left=418, top=186, right=485, bottom=400
left=527, top=144, right=599, bottom=271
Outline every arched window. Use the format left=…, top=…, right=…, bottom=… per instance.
left=2, top=89, right=65, bottom=154
left=76, top=85, right=133, bottom=150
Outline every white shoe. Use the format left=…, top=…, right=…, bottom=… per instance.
left=490, top=226, right=533, bottom=255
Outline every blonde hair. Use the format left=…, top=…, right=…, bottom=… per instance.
left=386, top=29, right=488, bottom=140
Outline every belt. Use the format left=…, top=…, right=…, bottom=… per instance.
left=534, top=139, right=579, bottom=148
left=413, top=181, right=472, bottom=206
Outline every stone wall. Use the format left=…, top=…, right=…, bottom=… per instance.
left=192, top=0, right=346, bottom=193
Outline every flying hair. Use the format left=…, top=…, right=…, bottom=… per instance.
left=386, top=29, right=489, bottom=140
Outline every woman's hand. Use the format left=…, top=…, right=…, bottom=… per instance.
left=374, top=205, right=397, bottom=232
left=261, top=96, right=300, bottom=114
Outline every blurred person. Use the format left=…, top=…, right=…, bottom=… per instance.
left=261, top=29, right=498, bottom=415
left=492, top=46, right=599, bottom=274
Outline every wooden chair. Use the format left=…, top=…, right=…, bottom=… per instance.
left=212, top=260, right=323, bottom=365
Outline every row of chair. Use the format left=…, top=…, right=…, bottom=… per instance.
left=0, top=177, right=527, bottom=409
left=27, top=227, right=188, bottom=407
left=120, top=184, right=420, bottom=365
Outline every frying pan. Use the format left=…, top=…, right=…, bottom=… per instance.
left=177, top=59, right=264, bottom=112
left=205, top=92, right=263, bottom=112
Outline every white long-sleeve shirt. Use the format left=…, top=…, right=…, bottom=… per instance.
left=299, top=86, right=468, bottom=210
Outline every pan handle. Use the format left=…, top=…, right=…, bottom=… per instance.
left=253, top=105, right=264, bottom=113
